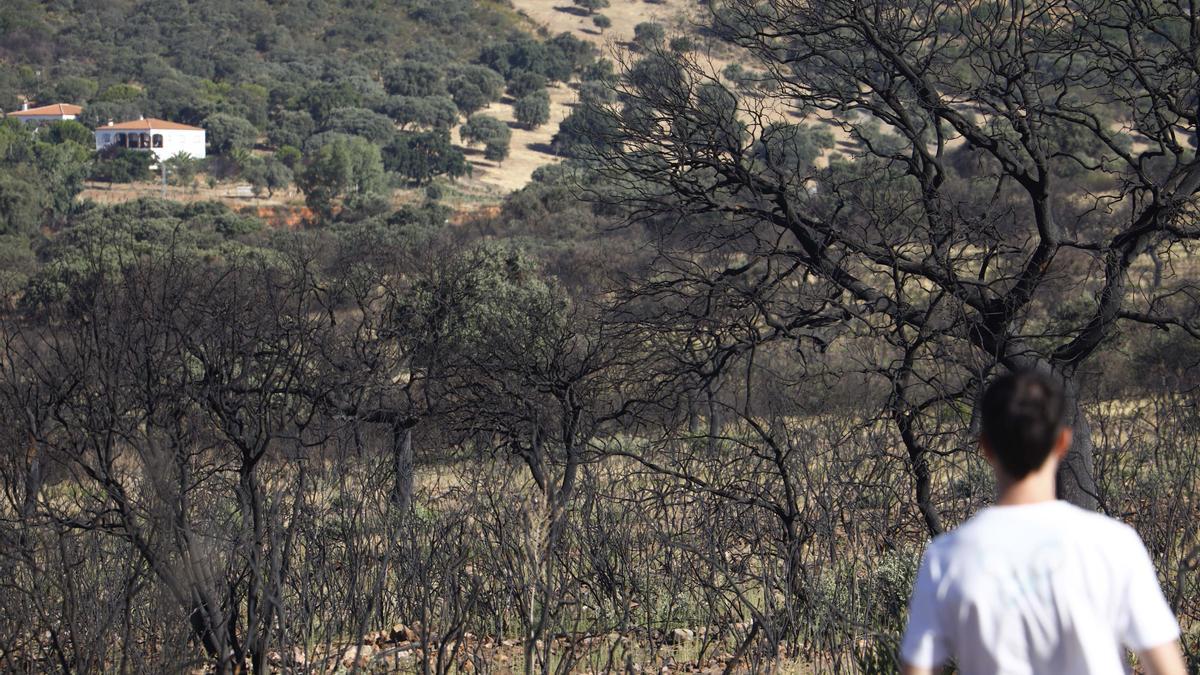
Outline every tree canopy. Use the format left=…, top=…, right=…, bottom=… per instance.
left=297, top=135, right=386, bottom=221
left=461, top=114, right=512, bottom=163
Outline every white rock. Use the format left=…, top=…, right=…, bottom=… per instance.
left=669, top=628, right=694, bottom=644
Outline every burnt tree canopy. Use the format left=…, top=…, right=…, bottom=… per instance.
left=590, top=0, right=1200, bottom=517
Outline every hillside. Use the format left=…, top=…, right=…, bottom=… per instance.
left=0, top=0, right=597, bottom=206
left=0, top=4, right=1198, bottom=674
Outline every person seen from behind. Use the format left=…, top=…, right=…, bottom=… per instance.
left=900, top=369, right=1186, bottom=674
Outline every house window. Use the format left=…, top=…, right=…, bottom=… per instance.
left=152, top=134, right=163, bottom=148
left=117, top=133, right=127, bottom=147
left=139, top=133, right=151, bottom=148
left=100, top=133, right=112, bottom=146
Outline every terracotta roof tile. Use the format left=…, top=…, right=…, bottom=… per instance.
left=106, top=118, right=204, bottom=131
left=9, top=103, right=83, bottom=117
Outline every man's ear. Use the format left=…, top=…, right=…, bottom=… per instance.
left=1053, top=427, right=1073, bottom=459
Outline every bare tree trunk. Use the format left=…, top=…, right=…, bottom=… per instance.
left=687, top=391, right=701, bottom=435
left=1057, top=377, right=1100, bottom=511
left=705, top=383, right=720, bottom=454
left=393, top=424, right=414, bottom=512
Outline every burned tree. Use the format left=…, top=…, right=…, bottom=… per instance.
left=589, top=0, right=1200, bottom=518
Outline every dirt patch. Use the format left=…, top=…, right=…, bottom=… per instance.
left=450, top=82, right=576, bottom=193
left=80, top=180, right=304, bottom=209
left=513, top=0, right=693, bottom=46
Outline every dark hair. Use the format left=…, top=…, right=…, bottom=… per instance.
left=980, top=370, right=1067, bottom=478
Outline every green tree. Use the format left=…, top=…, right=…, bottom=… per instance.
left=447, top=65, right=505, bottom=115
left=484, top=136, right=511, bottom=164
left=384, top=129, right=469, bottom=185
left=96, top=83, right=142, bottom=103
left=31, top=138, right=93, bottom=220
left=514, top=90, right=551, bottom=130
left=0, top=168, right=48, bottom=236
left=577, top=80, right=613, bottom=105
left=382, top=60, right=445, bottom=97
left=241, top=155, right=293, bottom=198
left=276, top=145, right=302, bottom=169
left=546, top=33, right=595, bottom=81
left=460, top=113, right=511, bottom=156
left=51, top=75, right=99, bottom=104
left=0, top=119, right=91, bottom=225
left=322, top=107, right=397, bottom=146
left=384, top=95, right=460, bottom=130
left=551, top=102, right=616, bottom=157
left=669, top=36, right=695, bottom=53
left=79, top=102, right=142, bottom=128
left=448, top=79, right=488, bottom=117
left=204, top=113, right=259, bottom=154
left=0, top=232, right=36, bottom=293
left=506, top=70, right=546, bottom=99
left=592, top=15, right=612, bottom=33
left=296, top=135, right=385, bottom=220
left=302, top=81, right=363, bottom=124
left=43, top=119, right=92, bottom=147
left=90, top=147, right=155, bottom=183
left=573, top=0, right=609, bottom=15
left=752, top=122, right=834, bottom=174
left=267, top=109, right=315, bottom=149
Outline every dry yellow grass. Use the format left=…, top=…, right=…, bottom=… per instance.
left=451, top=82, right=575, bottom=193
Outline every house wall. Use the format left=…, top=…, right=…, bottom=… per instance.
left=95, top=129, right=207, bottom=160
left=155, top=129, right=206, bottom=160
left=11, top=114, right=76, bottom=125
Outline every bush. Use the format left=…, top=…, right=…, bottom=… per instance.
left=670, top=36, right=695, bottom=53
left=164, top=153, right=204, bottom=189
left=91, top=148, right=155, bottom=183
left=633, top=22, right=666, bottom=49
left=276, top=145, right=302, bottom=169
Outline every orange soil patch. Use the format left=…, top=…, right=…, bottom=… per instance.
left=254, top=205, right=313, bottom=229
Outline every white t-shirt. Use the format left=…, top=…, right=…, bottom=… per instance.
left=901, top=500, right=1179, bottom=674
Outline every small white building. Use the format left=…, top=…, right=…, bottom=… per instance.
left=7, top=102, right=82, bottom=125
left=95, top=117, right=206, bottom=160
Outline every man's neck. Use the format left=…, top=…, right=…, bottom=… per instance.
left=995, top=466, right=1058, bottom=506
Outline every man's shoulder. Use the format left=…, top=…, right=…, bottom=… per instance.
left=1048, top=502, right=1143, bottom=542
left=925, top=501, right=1140, bottom=562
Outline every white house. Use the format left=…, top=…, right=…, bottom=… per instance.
left=7, top=102, right=82, bottom=125
left=95, top=117, right=206, bottom=161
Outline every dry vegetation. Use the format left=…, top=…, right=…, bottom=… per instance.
left=4, top=0, right=1200, bottom=673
